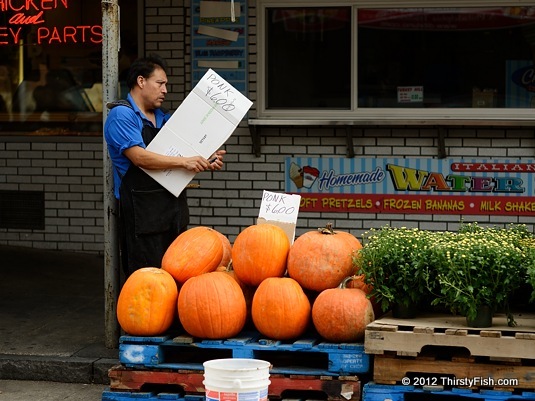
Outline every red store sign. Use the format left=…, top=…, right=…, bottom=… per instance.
left=0, top=0, right=102, bottom=45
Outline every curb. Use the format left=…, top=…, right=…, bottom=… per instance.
left=0, top=354, right=119, bottom=384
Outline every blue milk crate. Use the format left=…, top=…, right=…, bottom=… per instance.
left=362, top=382, right=535, bottom=401
left=118, top=331, right=369, bottom=376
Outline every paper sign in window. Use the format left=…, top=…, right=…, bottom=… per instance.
left=200, top=1, right=241, bottom=18
left=397, top=86, right=424, bottom=103
left=198, top=25, right=239, bottom=42
left=198, top=60, right=239, bottom=69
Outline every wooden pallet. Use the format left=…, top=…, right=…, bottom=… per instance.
left=102, top=391, right=204, bottom=401
left=107, top=365, right=362, bottom=401
left=362, top=382, right=535, bottom=401
left=372, top=353, right=535, bottom=391
left=119, top=331, right=369, bottom=376
left=365, top=312, right=535, bottom=360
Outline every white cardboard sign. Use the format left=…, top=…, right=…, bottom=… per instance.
left=143, top=69, right=253, bottom=196
left=257, top=190, right=301, bottom=244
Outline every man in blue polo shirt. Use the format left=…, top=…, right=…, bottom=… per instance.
left=105, top=54, right=225, bottom=276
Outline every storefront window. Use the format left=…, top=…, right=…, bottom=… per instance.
left=266, top=7, right=351, bottom=109
left=0, top=0, right=137, bottom=133
left=260, top=2, right=535, bottom=118
left=358, top=7, right=535, bottom=109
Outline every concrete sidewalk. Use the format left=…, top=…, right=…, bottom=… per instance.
left=0, top=379, right=107, bottom=400
left=0, top=245, right=119, bottom=385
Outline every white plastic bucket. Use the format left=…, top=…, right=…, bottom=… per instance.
left=203, top=358, right=271, bottom=401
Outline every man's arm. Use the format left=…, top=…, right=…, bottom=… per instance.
left=124, top=146, right=217, bottom=173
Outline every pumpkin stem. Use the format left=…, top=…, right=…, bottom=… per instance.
left=318, top=222, right=335, bottom=235
left=338, top=276, right=354, bottom=289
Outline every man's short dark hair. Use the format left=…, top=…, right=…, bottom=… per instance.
left=126, top=54, right=168, bottom=90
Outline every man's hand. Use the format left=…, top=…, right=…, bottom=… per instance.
left=125, top=146, right=226, bottom=172
left=182, top=156, right=214, bottom=172
left=208, top=150, right=227, bottom=170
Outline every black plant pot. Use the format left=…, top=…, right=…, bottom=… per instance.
left=391, top=302, right=417, bottom=319
left=466, top=305, right=493, bottom=328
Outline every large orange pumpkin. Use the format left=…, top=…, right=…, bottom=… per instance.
left=215, top=230, right=232, bottom=268
left=252, top=277, right=311, bottom=340
left=232, top=224, right=290, bottom=286
left=216, top=263, right=255, bottom=325
left=346, top=274, right=382, bottom=317
left=346, top=274, right=373, bottom=294
left=216, top=262, right=244, bottom=289
left=312, top=277, right=374, bottom=342
left=117, top=267, right=178, bottom=336
left=287, top=223, right=362, bottom=292
left=178, top=271, right=247, bottom=339
left=161, top=226, right=223, bottom=284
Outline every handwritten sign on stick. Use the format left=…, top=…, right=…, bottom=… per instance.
left=142, top=69, right=253, bottom=196
left=257, top=190, right=301, bottom=244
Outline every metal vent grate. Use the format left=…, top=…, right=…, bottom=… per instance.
left=0, top=190, right=45, bottom=230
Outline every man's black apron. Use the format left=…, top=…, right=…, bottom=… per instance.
left=110, top=101, right=189, bottom=276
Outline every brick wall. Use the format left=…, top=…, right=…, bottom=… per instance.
left=0, top=136, right=104, bottom=252
left=2, top=124, right=535, bottom=254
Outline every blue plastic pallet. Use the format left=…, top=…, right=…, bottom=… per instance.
left=102, top=391, right=204, bottom=401
left=118, top=331, right=369, bottom=376
left=362, top=383, right=535, bottom=401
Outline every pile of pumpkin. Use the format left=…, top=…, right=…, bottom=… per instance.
left=117, top=223, right=376, bottom=343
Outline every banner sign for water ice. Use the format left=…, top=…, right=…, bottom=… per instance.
left=285, top=157, right=535, bottom=216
